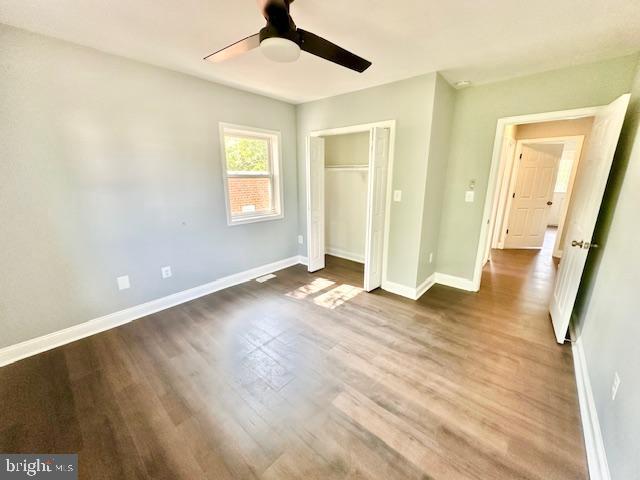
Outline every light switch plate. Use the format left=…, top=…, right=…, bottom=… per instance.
left=117, top=275, right=130, bottom=290
left=297, top=235, right=304, bottom=245
left=465, top=190, right=475, bottom=203
left=393, top=190, right=402, bottom=202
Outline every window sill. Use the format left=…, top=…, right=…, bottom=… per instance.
left=227, top=212, right=284, bottom=226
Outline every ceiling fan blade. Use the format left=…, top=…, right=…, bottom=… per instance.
left=204, top=33, right=260, bottom=63
left=297, top=29, right=371, bottom=73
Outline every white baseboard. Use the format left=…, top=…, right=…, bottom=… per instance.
left=325, top=246, right=364, bottom=264
left=298, top=255, right=308, bottom=266
left=381, top=272, right=473, bottom=301
left=382, top=273, right=436, bottom=301
left=415, top=273, right=436, bottom=299
left=570, top=325, right=611, bottom=480
left=0, top=255, right=305, bottom=368
left=381, top=280, right=417, bottom=299
left=434, top=272, right=477, bottom=292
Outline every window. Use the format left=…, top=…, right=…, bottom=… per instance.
left=554, top=148, right=575, bottom=193
left=219, top=124, right=283, bottom=225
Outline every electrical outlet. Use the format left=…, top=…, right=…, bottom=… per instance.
left=611, top=372, right=621, bottom=400
left=393, top=190, right=402, bottom=202
left=161, top=266, right=172, bottom=279
left=429, top=252, right=433, bottom=264
left=117, top=275, right=130, bottom=290
left=297, top=235, right=304, bottom=245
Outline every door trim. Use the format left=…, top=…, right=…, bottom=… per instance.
left=305, top=120, right=396, bottom=289
left=473, top=106, right=601, bottom=291
left=551, top=137, right=585, bottom=258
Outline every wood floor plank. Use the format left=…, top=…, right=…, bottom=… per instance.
left=0, top=230, right=587, bottom=479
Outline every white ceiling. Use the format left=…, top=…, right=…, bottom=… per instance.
left=2, top=0, right=639, bottom=104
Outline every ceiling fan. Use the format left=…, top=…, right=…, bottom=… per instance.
left=204, top=0, right=371, bottom=73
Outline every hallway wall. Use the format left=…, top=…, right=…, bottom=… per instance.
left=515, top=117, right=594, bottom=140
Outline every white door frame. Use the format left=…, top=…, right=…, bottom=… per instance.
left=306, top=120, right=396, bottom=288
left=484, top=128, right=517, bottom=265
left=472, top=106, right=600, bottom=291
left=497, top=135, right=585, bottom=251
left=550, top=137, right=585, bottom=258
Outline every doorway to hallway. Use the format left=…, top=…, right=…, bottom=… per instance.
left=475, top=95, right=629, bottom=343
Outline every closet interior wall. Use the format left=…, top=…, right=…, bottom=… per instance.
left=324, top=132, right=370, bottom=263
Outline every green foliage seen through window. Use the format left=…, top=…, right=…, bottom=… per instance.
left=224, top=136, right=269, bottom=172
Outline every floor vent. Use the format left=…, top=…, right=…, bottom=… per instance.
left=255, top=273, right=277, bottom=283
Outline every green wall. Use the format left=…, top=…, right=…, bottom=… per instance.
left=417, top=74, right=455, bottom=285
left=296, top=74, right=438, bottom=289
left=437, top=54, right=640, bottom=279
left=572, top=57, right=640, bottom=480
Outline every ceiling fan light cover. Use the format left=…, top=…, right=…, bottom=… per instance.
left=260, top=37, right=301, bottom=63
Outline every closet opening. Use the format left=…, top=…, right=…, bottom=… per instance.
left=305, top=121, right=395, bottom=292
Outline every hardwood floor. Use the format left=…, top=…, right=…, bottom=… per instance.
left=0, top=239, right=587, bottom=479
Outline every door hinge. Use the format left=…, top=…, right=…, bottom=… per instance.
left=519, top=153, right=523, bottom=159
left=512, top=192, right=515, bottom=198
left=506, top=228, right=509, bottom=234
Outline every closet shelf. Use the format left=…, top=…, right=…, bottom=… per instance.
left=324, top=165, right=369, bottom=171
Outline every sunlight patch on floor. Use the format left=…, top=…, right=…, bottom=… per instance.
left=286, top=278, right=335, bottom=299
left=313, top=284, right=363, bottom=309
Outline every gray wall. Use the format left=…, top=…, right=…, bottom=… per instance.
left=573, top=58, right=640, bottom=480
left=324, top=132, right=369, bottom=166
left=296, top=74, right=438, bottom=288
left=417, top=74, right=455, bottom=284
left=436, top=54, right=639, bottom=279
left=0, top=25, right=298, bottom=349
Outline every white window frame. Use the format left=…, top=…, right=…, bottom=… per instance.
left=219, top=123, right=284, bottom=226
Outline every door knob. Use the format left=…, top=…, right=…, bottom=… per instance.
left=547, top=201, right=553, bottom=205
left=571, top=240, right=584, bottom=248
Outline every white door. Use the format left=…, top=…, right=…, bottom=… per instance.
left=486, top=134, right=517, bottom=262
left=504, top=143, right=563, bottom=249
left=550, top=94, right=630, bottom=343
left=364, top=127, right=390, bottom=291
left=546, top=191, right=565, bottom=226
left=306, top=136, right=325, bottom=272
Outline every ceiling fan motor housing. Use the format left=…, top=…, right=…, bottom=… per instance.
left=259, top=23, right=298, bottom=45
left=259, top=0, right=298, bottom=44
